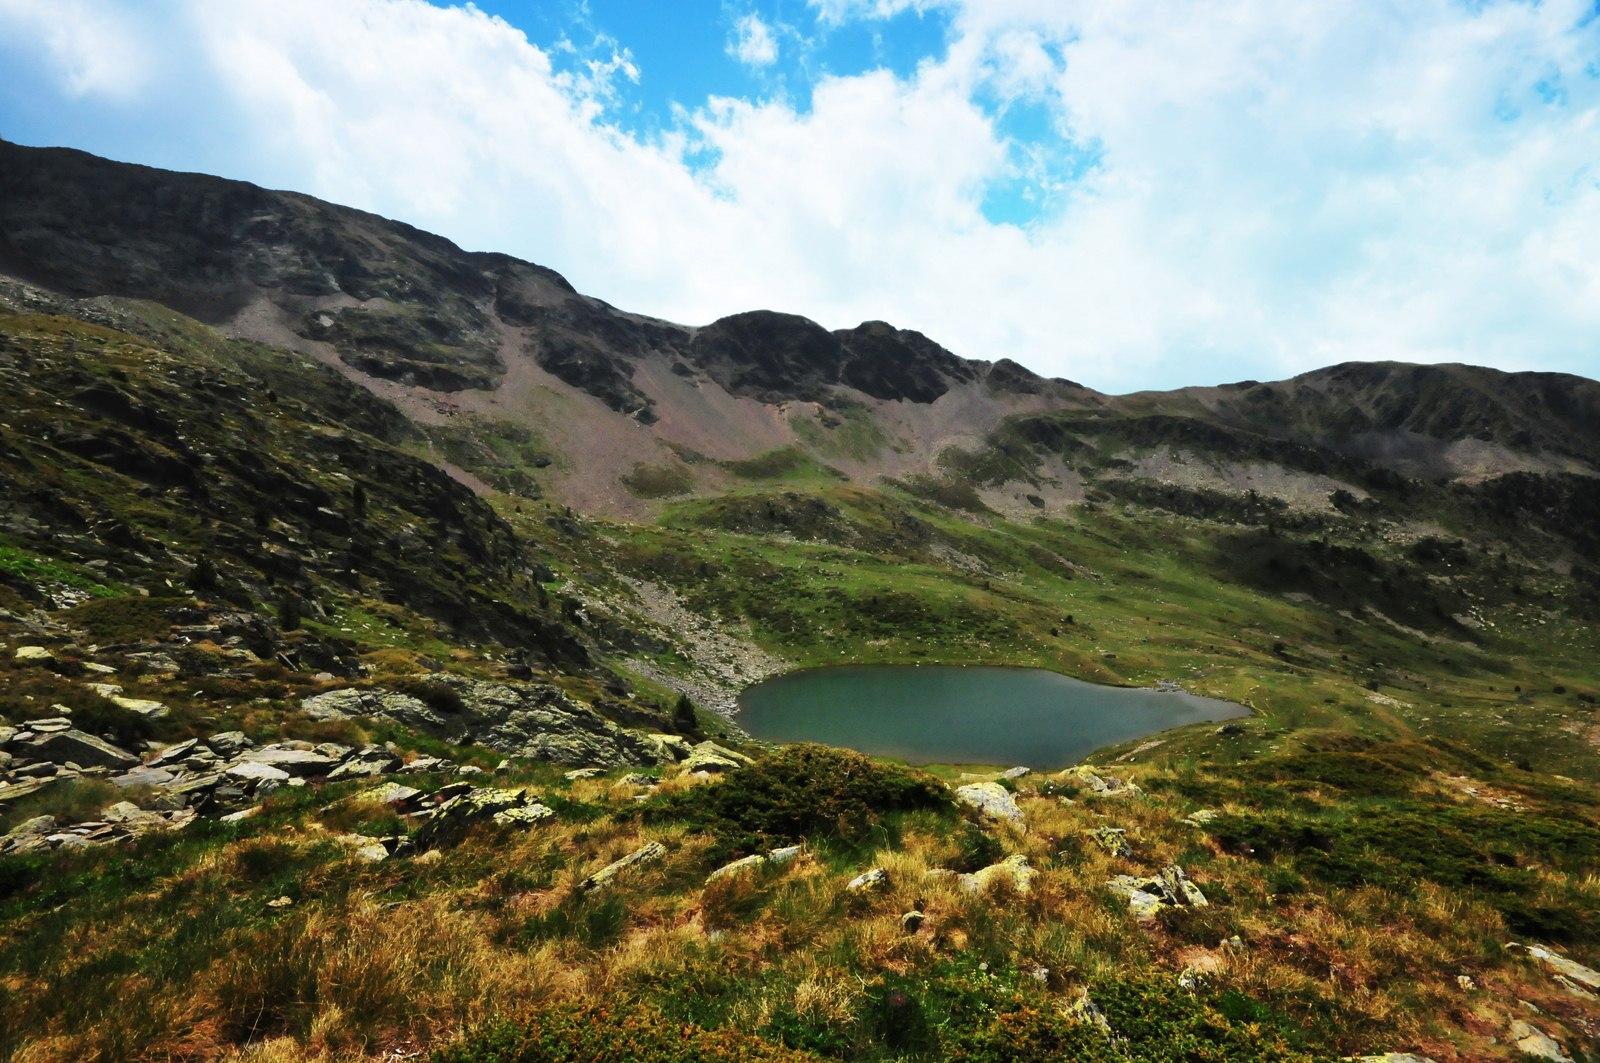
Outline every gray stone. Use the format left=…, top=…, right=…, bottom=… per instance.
left=238, top=747, right=338, bottom=777
left=206, top=731, right=253, bottom=756
left=110, top=696, right=169, bottom=720
left=564, top=767, right=604, bottom=781
left=309, top=676, right=660, bottom=768
left=768, top=844, right=803, bottom=866
left=113, top=765, right=177, bottom=789
left=1107, top=865, right=1208, bottom=920
left=581, top=840, right=667, bottom=892
left=1508, top=1021, right=1571, bottom=1062
left=356, top=782, right=422, bottom=809
left=680, top=746, right=744, bottom=774
left=958, top=854, right=1037, bottom=895
left=846, top=867, right=888, bottom=892
left=493, top=803, right=554, bottom=827
left=706, top=853, right=767, bottom=883
left=955, top=782, right=1024, bottom=824
left=1087, top=826, right=1133, bottom=858
left=1509, top=942, right=1600, bottom=992
left=22, top=729, right=137, bottom=769
left=413, top=787, right=552, bottom=851
left=1058, top=765, right=1142, bottom=797
left=14, top=646, right=53, bottom=663
left=224, top=761, right=292, bottom=786
left=147, top=739, right=200, bottom=767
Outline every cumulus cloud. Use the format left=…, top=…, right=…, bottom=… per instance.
left=0, top=0, right=1598, bottom=391
left=728, top=13, right=779, bottom=68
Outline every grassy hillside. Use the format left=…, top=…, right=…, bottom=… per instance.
left=0, top=294, right=1597, bottom=1060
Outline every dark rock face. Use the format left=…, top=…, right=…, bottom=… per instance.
left=0, top=140, right=514, bottom=391
left=688, top=311, right=983, bottom=404
left=834, top=321, right=978, bottom=403
left=688, top=310, right=849, bottom=403
left=0, top=140, right=997, bottom=412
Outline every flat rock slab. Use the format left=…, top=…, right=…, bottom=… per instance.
left=582, top=841, right=667, bottom=892
left=238, top=748, right=339, bottom=777
left=1510, top=943, right=1600, bottom=992
left=22, top=729, right=137, bottom=769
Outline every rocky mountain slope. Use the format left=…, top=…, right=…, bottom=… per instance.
left=7, top=138, right=1600, bottom=525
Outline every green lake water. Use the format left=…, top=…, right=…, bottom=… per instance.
left=737, top=665, right=1247, bottom=769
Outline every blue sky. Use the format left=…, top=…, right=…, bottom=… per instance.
left=1, top=0, right=1598, bottom=392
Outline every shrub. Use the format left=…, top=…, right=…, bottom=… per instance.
left=433, top=1006, right=812, bottom=1062
left=64, top=595, right=184, bottom=643
left=641, top=744, right=951, bottom=860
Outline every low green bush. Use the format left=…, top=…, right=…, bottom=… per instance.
left=640, top=745, right=950, bottom=861
left=433, top=1006, right=814, bottom=1062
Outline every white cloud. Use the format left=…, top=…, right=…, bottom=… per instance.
left=1, top=0, right=1598, bottom=391
left=728, top=13, right=779, bottom=68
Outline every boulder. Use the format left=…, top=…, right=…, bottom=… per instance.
left=768, top=844, right=803, bottom=866
left=581, top=840, right=667, bottom=892
left=206, top=731, right=253, bottom=756
left=955, top=782, right=1024, bottom=824
left=564, top=767, right=604, bottom=782
left=13, top=646, right=53, bottom=663
left=1058, top=765, right=1142, bottom=797
left=1087, top=826, right=1133, bottom=858
left=680, top=744, right=746, bottom=775
left=1108, top=865, right=1208, bottom=920
left=959, top=854, right=1037, bottom=895
left=21, top=729, right=137, bottom=769
left=327, top=747, right=402, bottom=779
left=641, top=733, right=694, bottom=762
left=110, top=696, right=169, bottom=720
left=413, top=787, right=553, bottom=851
left=300, top=688, right=439, bottom=728
left=356, top=782, right=422, bottom=810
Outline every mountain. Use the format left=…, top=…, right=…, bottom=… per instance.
left=1, top=140, right=1598, bottom=1062
left=7, top=138, right=1599, bottom=524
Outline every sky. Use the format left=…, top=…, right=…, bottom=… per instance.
left=1, top=1, right=1598, bottom=392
